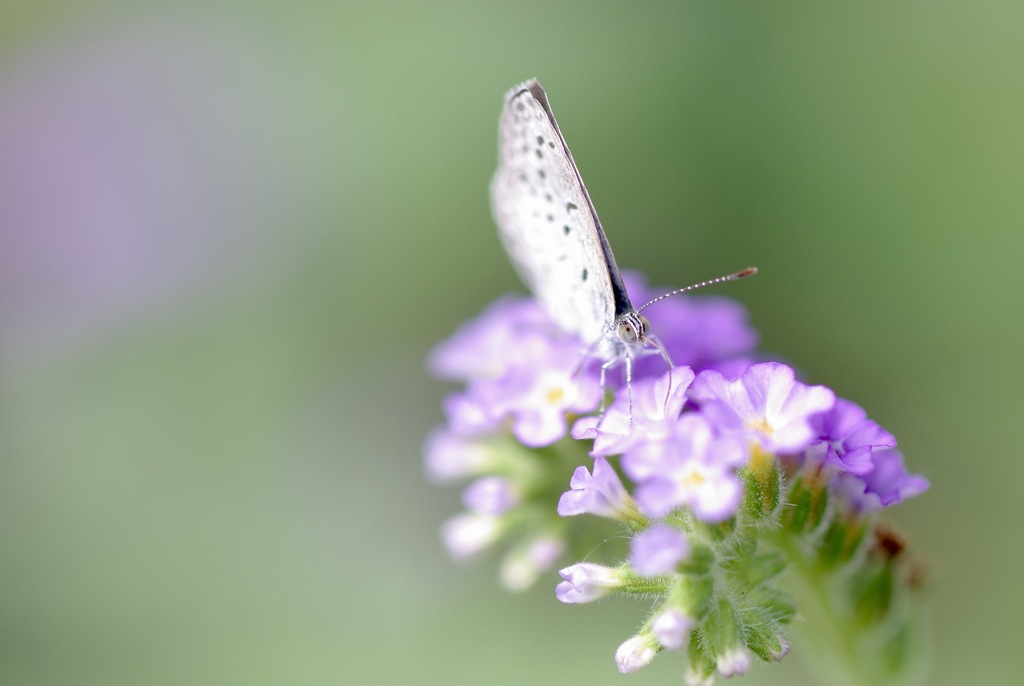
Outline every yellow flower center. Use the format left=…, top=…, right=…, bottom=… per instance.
left=545, top=387, right=566, bottom=405
left=748, top=417, right=773, bottom=436
left=682, top=468, right=705, bottom=488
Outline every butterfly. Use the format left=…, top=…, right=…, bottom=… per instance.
left=490, top=78, right=754, bottom=411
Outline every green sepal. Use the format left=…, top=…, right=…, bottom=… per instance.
left=819, top=513, right=868, bottom=568
left=740, top=467, right=765, bottom=519
left=784, top=476, right=813, bottom=532
left=758, top=587, right=797, bottom=624
left=784, top=472, right=830, bottom=533
left=681, top=542, right=715, bottom=576
left=819, top=515, right=869, bottom=568
left=818, top=518, right=845, bottom=566
left=739, top=606, right=788, bottom=662
left=618, top=568, right=674, bottom=597
left=677, top=573, right=715, bottom=620
left=880, top=616, right=914, bottom=676
left=687, top=629, right=716, bottom=681
left=739, top=454, right=781, bottom=522
left=744, top=551, right=788, bottom=586
left=694, top=516, right=735, bottom=543
left=703, top=598, right=739, bottom=659
left=849, top=561, right=895, bottom=624
left=806, top=478, right=829, bottom=531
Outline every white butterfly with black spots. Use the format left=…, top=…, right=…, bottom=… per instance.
left=491, top=78, right=756, bottom=407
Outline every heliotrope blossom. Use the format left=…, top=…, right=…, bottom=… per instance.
left=651, top=608, right=694, bottom=651
left=434, top=303, right=602, bottom=446
left=806, top=397, right=896, bottom=476
left=629, top=524, right=690, bottom=577
left=500, top=534, right=566, bottom=591
left=622, top=408, right=747, bottom=522
left=556, top=562, right=625, bottom=604
left=690, top=362, right=835, bottom=455
left=462, top=476, right=519, bottom=515
left=615, top=634, right=659, bottom=673
left=426, top=272, right=929, bottom=685
left=837, top=448, right=930, bottom=511
left=557, top=456, right=638, bottom=522
left=572, top=365, right=695, bottom=457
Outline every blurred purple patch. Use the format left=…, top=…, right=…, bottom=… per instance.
left=0, top=20, right=324, bottom=358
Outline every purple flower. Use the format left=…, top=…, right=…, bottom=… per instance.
left=629, top=525, right=690, bottom=577
left=558, top=456, right=636, bottom=521
left=572, top=366, right=694, bottom=457
left=807, top=398, right=896, bottom=476
left=431, top=294, right=603, bottom=447
left=651, top=609, right=694, bottom=651
left=500, top=535, right=566, bottom=591
left=442, top=332, right=601, bottom=447
left=838, top=449, right=929, bottom=511
left=556, top=563, right=625, bottom=604
left=495, top=346, right=602, bottom=446
left=442, top=390, right=503, bottom=436
left=462, top=476, right=519, bottom=515
left=716, top=647, right=751, bottom=677
left=615, top=635, right=658, bottom=673
left=691, top=362, right=835, bottom=455
left=427, top=296, right=552, bottom=381
left=423, top=428, right=496, bottom=483
left=440, top=512, right=502, bottom=561
left=622, top=413, right=747, bottom=522
left=864, top=448, right=929, bottom=507
left=811, top=396, right=868, bottom=440
left=864, top=449, right=929, bottom=505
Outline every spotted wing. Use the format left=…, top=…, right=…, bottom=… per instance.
left=490, top=79, right=632, bottom=346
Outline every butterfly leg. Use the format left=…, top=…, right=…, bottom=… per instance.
left=598, top=357, right=616, bottom=417
left=624, top=354, right=634, bottom=428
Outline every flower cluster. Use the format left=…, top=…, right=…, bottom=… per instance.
left=426, top=272, right=929, bottom=684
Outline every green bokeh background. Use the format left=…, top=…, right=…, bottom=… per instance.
left=1, top=2, right=1020, bottom=684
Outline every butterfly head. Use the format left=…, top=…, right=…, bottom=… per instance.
left=615, top=311, right=650, bottom=346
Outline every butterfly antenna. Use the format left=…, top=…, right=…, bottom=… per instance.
left=636, top=267, right=758, bottom=313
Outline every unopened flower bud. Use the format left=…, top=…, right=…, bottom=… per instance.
left=615, top=634, right=658, bottom=673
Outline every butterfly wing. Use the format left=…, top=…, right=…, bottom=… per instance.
left=491, top=79, right=632, bottom=346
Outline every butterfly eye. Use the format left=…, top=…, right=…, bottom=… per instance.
left=638, top=316, right=650, bottom=336
left=617, top=320, right=640, bottom=344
